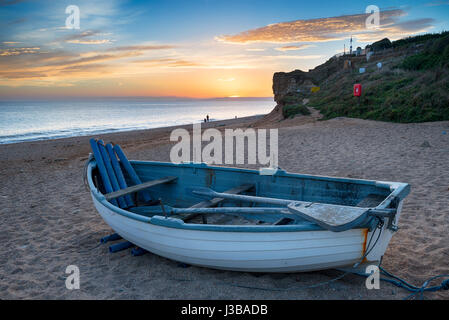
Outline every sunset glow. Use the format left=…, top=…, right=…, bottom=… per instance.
left=1, top=0, right=448, bottom=99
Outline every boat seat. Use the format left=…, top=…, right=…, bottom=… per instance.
left=104, top=176, right=177, bottom=201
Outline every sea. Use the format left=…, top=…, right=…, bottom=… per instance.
left=0, top=97, right=275, bottom=144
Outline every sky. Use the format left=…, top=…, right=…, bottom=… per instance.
left=0, top=0, right=448, bottom=99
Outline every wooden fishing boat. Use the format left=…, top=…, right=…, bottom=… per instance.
left=86, top=139, right=410, bottom=272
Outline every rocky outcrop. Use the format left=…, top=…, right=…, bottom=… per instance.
left=272, top=70, right=316, bottom=104
left=272, top=56, right=351, bottom=107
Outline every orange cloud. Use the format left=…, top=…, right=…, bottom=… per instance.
left=275, top=44, right=315, bottom=51
left=66, top=39, right=112, bottom=44
left=108, top=45, right=176, bottom=51
left=131, top=58, right=202, bottom=68
left=215, top=9, right=432, bottom=44
left=0, top=47, right=40, bottom=56
left=64, top=30, right=112, bottom=45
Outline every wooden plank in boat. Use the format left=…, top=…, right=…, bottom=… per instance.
left=287, top=202, right=370, bottom=232
left=182, top=184, right=254, bottom=222
left=105, top=176, right=177, bottom=201
left=356, top=194, right=385, bottom=208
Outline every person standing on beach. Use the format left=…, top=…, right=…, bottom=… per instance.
left=206, top=115, right=209, bottom=122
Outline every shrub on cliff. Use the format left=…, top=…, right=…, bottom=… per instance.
left=400, top=34, right=449, bottom=70
left=282, top=104, right=311, bottom=118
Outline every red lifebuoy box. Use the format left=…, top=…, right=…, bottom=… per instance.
left=354, top=84, right=362, bottom=97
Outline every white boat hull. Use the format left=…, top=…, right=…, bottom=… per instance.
left=91, top=194, right=401, bottom=272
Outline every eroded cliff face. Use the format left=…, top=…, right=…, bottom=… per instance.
left=272, top=70, right=316, bottom=104
left=272, top=57, right=348, bottom=106
left=254, top=58, right=347, bottom=125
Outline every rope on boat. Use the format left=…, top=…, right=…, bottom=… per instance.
left=167, top=217, right=449, bottom=299
left=349, top=268, right=449, bottom=300
left=170, top=268, right=449, bottom=299
left=167, top=218, right=386, bottom=293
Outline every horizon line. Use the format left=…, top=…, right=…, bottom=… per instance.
left=0, top=96, right=275, bottom=101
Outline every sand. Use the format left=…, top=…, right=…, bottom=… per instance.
left=0, top=113, right=448, bottom=300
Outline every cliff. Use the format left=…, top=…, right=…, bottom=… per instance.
left=269, top=32, right=449, bottom=123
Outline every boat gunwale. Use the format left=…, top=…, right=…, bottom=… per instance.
left=87, top=160, right=410, bottom=233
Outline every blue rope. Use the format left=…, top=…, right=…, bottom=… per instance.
left=351, top=266, right=449, bottom=300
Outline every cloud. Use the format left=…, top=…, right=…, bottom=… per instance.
left=2, top=41, right=22, bottom=45
left=66, top=39, right=112, bottom=45
left=0, top=0, right=26, bottom=6
left=0, top=47, right=40, bottom=56
left=216, top=9, right=432, bottom=44
left=355, top=18, right=435, bottom=41
left=425, top=0, right=449, bottom=6
left=245, top=48, right=265, bottom=52
left=131, top=58, right=202, bottom=68
left=63, top=30, right=112, bottom=45
left=45, top=51, right=141, bottom=67
left=275, top=44, right=315, bottom=51
left=0, top=41, right=183, bottom=82
left=64, top=30, right=99, bottom=40
left=0, top=71, right=47, bottom=79
left=264, top=55, right=323, bottom=60
left=5, top=17, right=27, bottom=25
left=108, top=45, right=176, bottom=51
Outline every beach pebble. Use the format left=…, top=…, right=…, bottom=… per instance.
left=420, top=141, right=431, bottom=148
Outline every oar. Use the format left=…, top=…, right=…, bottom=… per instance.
left=189, top=187, right=396, bottom=215
left=190, top=187, right=309, bottom=206
left=142, top=204, right=297, bottom=220
left=144, top=204, right=287, bottom=215
left=188, top=187, right=397, bottom=232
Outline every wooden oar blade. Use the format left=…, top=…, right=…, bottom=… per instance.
left=287, top=202, right=371, bottom=232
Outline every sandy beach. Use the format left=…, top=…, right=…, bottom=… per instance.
left=0, top=113, right=448, bottom=300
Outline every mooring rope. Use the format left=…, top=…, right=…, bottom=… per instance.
left=165, top=217, right=449, bottom=298
left=168, top=217, right=386, bottom=293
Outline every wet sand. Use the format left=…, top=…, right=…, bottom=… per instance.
left=1, top=113, right=448, bottom=299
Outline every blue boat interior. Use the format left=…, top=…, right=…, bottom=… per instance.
left=88, top=139, right=411, bottom=231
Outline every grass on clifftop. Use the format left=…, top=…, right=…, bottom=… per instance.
left=308, top=32, right=449, bottom=123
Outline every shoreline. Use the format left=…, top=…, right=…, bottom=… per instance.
left=0, top=114, right=266, bottom=148
left=0, top=114, right=264, bottom=163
